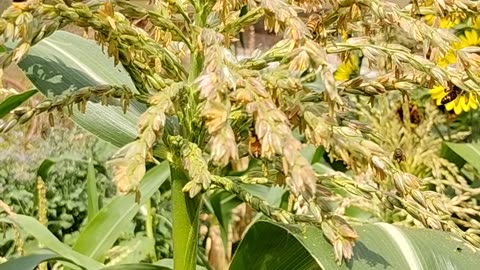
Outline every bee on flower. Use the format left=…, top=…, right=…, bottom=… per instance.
left=429, top=85, right=479, bottom=115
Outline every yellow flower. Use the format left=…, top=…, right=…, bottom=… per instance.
left=437, top=50, right=456, bottom=68
left=429, top=85, right=478, bottom=114
left=456, top=29, right=480, bottom=47
left=424, top=11, right=464, bottom=29
left=334, top=54, right=360, bottom=81
left=437, top=29, right=480, bottom=67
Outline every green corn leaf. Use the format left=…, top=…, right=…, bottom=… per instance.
left=0, top=249, right=84, bottom=270
left=72, top=161, right=170, bottom=262
left=230, top=220, right=480, bottom=270
left=0, top=89, right=37, bottom=119
left=0, top=217, right=103, bottom=270
left=16, top=31, right=145, bottom=147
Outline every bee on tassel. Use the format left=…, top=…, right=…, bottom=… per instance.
left=248, top=125, right=262, bottom=159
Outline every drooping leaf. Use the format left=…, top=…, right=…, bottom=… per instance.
left=86, top=158, right=99, bottom=222
left=100, top=264, right=171, bottom=270
left=73, top=161, right=170, bottom=262
left=444, top=142, right=480, bottom=172
left=36, top=159, right=55, bottom=180
left=16, top=31, right=145, bottom=147
left=230, top=220, right=480, bottom=270
left=0, top=217, right=103, bottom=270
left=0, top=89, right=37, bottom=119
left=0, top=249, right=83, bottom=270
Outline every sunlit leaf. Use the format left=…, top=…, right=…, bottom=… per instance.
left=444, top=142, right=480, bottom=172
left=16, top=31, right=145, bottom=147
left=230, top=220, right=480, bottom=270
left=0, top=249, right=83, bottom=270
left=0, top=217, right=103, bottom=270
left=73, top=162, right=170, bottom=262
left=101, top=264, right=171, bottom=270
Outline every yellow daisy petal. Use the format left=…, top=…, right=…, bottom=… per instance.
left=465, top=30, right=479, bottom=46
left=464, top=30, right=474, bottom=45
left=440, top=19, right=450, bottom=29
left=445, top=100, right=455, bottom=111
left=460, top=95, right=470, bottom=112
left=469, top=93, right=479, bottom=110
left=424, top=15, right=435, bottom=26
left=432, top=91, right=447, bottom=100
left=472, top=30, right=479, bottom=45
left=429, top=86, right=444, bottom=95
left=334, top=67, right=349, bottom=81
left=454, top=100, right=463, bottom=115
left=445, top=51, right=456, bottom=63
left=437, top=58, right=450, bottom=67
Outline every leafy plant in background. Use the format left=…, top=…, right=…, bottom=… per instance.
left=2, top=0, right=480, bottom=269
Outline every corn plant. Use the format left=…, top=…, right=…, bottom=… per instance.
left=2, top=0, right=480, bottom=269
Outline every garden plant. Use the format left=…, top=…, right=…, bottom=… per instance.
left=2, top=0, right=480, bottom=269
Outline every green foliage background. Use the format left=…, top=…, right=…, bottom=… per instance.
left=0, top=122, right=174, bottom=261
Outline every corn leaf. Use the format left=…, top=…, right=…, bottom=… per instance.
left=100, top=264, right=171, bottom=270
left=444, top=142, right=480, bottom=172
left=0, top=249, right=83, bottom=270
left=16, top=31, right=144, bottom=147
left=0, top=89, right=37, bottom=119
left=0, top=216, right=103, bottom=270
left=72, top=161, right=170, bottom=262
left=230, top=220, right=480, bottom=270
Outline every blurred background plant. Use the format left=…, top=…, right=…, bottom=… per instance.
left=3, top=0, right=480, bottom=269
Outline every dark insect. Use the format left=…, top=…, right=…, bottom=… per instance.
left=396, top=103, right=422, bottom=125
left=393, top=148, right=405, bottom=162
left=409, top=104, right=422, bottom=125
left=440, top=90, right=458, bottom=105
left=248, top=126, right=262, bottom=159
left=306, top=14, right=322, bottom=40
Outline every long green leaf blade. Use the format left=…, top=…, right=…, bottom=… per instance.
left=100, top=264, right=171, bottom=270
left=86, top=159, right=99, bottom=222
left=444, top=142, right=480, bottom=172
left=0, top=216, right=103, bottom=270
left=230, top=220, right=480, bottom=270
left=72, top=161, right=170, bottom=262
left=0, top=89, right=37, bottom=119
left=0, top=249, right=83, bottom=270
left=17, top=31, right=145, bottom=147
